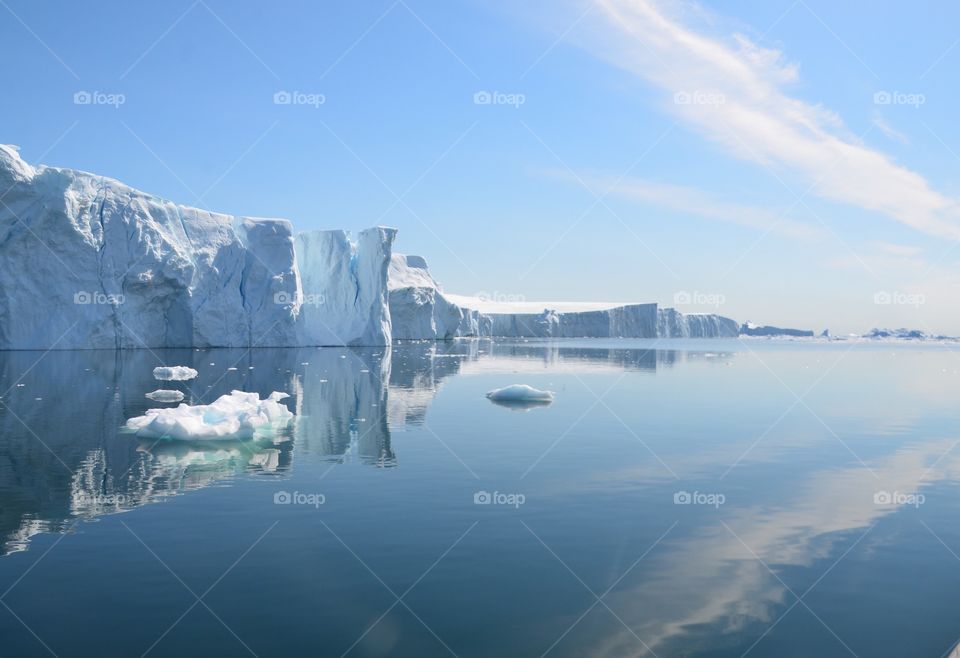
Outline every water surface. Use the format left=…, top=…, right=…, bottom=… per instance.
left=1, top=339, right=958, bottom=657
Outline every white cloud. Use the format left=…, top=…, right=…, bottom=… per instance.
left=577, top=0, right=960, bottom=239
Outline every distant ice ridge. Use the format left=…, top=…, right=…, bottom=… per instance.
left=388, top=253, right=735, bottom=339
left=0, top=145, right=393, bottom=349
left=125, top=390, right=293, bottom=440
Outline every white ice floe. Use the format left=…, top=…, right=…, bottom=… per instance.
left=125, top=390, right=294, bottom=440
left=145, top=389, right=185, bottom=403
left=486, top=385, right=555, bottom=402
left=153, top=366, right=199, bottom=381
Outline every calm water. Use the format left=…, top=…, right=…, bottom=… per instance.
left=1, top=339, right=959, bottom=657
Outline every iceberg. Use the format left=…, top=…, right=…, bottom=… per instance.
left=0, top=145, right=394, bottom=349
left=739, top=322, right=814, bottom=337
left=486, top=384, right=555, bottom=402
left=145, top=389, right=185, bottom=403
left=658, top=308, right=739, bottom=338
left=388, top=253, right=736, bottom=339
left=0, top=146, right=801, bottom=348
left=125, top=390, right=294, bottom=440
left=153, top=366, right=199, bottom=381
left=388, top=254, right=478, bottom=339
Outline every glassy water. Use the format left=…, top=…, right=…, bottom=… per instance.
left=1, top=339, right=959, bottom=657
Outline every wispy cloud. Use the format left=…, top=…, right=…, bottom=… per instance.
left=576, top=0, right=960, bottom=239
left=547, top=168, right=823, bottom=239
left=871, top=115, right=909, bottom=145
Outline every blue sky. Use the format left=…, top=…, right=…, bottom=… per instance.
left=3, top=0, right=960, bottom=334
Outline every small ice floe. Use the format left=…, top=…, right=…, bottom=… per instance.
left=145, top=389, right=185, bottom=403
left=124, top=390, right=294, bottom=440
left=153, top=366, right=199, bottom=381
left=486, top=384, right=555, bottom=410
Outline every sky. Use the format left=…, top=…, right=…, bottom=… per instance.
left=3, top=0, right=960, bottom=335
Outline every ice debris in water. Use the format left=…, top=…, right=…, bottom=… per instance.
left=486, top=384, right=555, bottom=402
left=153, top=366, right=199, bottom=381
left=125, top=390, right=294, bottom=440
left=145, top=389, right=185, bottom=403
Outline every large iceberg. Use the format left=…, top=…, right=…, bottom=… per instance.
left=0, top=145, right=394, bottom=349
left=388, top=253, right=735, bottom=339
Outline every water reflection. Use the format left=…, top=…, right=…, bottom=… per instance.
left=0, top=340, right=719, bottom=555
left=0, top=346, right=387, bottom=554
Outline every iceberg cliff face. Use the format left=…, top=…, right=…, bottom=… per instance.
left=295, top=227, right=395, bottom=346
left=658, top=308, right=739, bottom=338
left=0, top=145, right=394, bottom=348
left=387, top=253, right=735, bottom=339
left=387, top=254, right=465, bottom=340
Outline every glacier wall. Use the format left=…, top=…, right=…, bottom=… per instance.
left=0, top=145, right=394, bottom=349
left=295, top=227, right=396, bottom=346
left=387, top=253, right=736, bottom=339
left=658, top=308, right=739, bottom=338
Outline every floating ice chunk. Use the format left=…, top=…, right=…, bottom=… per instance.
left=486, top=385, right=555, bottom=402
left=153, top=366, right=199, bottom=381
left=125, top=390, right=294, bottom=440
left=145, top=389, right=185, bottom=403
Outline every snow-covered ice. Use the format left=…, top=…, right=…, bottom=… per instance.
left=153, top=366, right=199, bottom=381
left=125, top=390, right=294, bottom=440
left=145, top=389, right=185, bottom=403
left=0, top=145, right=394, bottom=349
left=486, top=384, right=555, bottom=402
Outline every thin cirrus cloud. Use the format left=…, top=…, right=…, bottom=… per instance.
left=544, top=168, right=823, bottom=239
left=574, top=0, right=960, bottom=240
